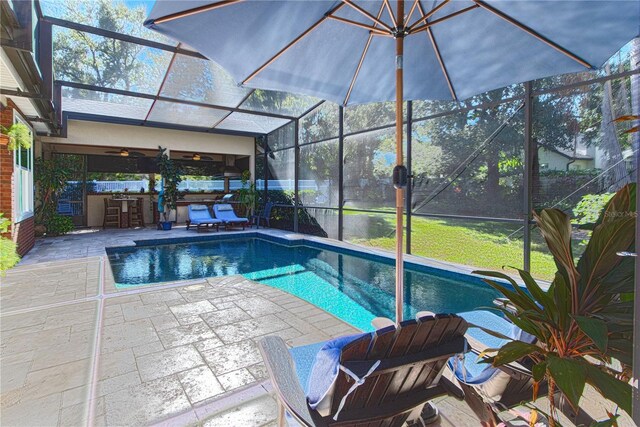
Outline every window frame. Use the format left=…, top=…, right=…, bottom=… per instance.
left=12, top=112, right=34, bottom=222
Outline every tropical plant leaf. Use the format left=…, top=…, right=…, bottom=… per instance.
left=532, top=362, right=547, bottom=382
left=516, top=268, right=554, bottom=309
left=612, top=114, right=639, bottom=122
left=467, top=322, right=513, bottom=341
left=577, top=216, right=635, bottom=292
left=582, top=362, right=632, bottom=414
left=490, top=341, right=540, bottom=367
left=533, top=209, right=580, bottom=290
left=546, top=356, right=586, bottom=410
left=550, top=273, right=572, bottom=329
left=595, top=183, right=636, bottom=226
left=601, top=257, right=635, bottom=294
left=573, top=316, right=608, bottom=352
left=481, top=277, right=542, bottom=314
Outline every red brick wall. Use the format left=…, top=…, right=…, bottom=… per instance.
left=0, top=99, right=35, bottom=255
left=1, top=103, right=15, bottom=239
left=14, top=216, right=34, bottom=256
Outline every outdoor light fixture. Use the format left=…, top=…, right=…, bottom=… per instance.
left=120, top=148, right=129, bottom=157
left=192, top=153, right=201, bottom=161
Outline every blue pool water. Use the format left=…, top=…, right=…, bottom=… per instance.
left=107, top=234, right=500, bottom=331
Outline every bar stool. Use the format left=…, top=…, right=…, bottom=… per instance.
left=129, top=198, right=144, bottom=227
left=103, top=198, right=121, bottom=228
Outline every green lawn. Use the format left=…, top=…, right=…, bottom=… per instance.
left=346, top=214, right=560, bottom=281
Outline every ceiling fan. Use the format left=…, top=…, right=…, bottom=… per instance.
left=104, top=148, right=146, bottom=158
left=182, top=153, right=213, bottom=161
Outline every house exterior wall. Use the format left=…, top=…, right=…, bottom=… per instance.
left=0, top=99, right=35, bottom=256
left=41, top=120, right=256, bottom=175
left=538, top=147, right=595, bottom=171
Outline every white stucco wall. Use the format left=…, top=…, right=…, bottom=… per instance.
left=40, top=120, right=255, bottom=172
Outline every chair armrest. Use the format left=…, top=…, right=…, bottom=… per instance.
left=258, top=336, right=315, bottom=427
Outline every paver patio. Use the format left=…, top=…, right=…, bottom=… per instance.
left=1, top=227, right=631, bottom=426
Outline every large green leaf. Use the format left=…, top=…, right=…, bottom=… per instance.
left=516, top=268, right=555, bottom=310
left=577, top=216, right=635, bottom=294
left=573, top=316, right=608, bottom=352
left=582, top=362, right=632, bottom=414
left=595, top=183, right=636, bottom=226
left=601, top=257, right=635, bottom=294
left=534, top=209, right=580, bottom=291
left=546, top=356, right=586, bottom=410
left=490, top=340, right=540, bottom=366
left=532, top=362, right=547, bottom=382
left=550, top=273, right=572, bottom=329
left=479, top=277, right=542, bottom=314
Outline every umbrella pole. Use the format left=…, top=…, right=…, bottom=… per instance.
left=394, top=0, right=405, bottom=324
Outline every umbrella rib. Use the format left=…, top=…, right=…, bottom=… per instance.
left=407, top=0, right=450, bottom=32
left=416, top=2, right=457, bottom=100
left=344, top=3, right=387, bottom=105
left=472, top=0, right=593, bottom=69
left=405, top=0, right=420, bottom=27
left=382, top=0, right=397, bottom=28
left=341, top=0, right=394, bottom=33
left=242, top=4, right=345, bottom=85
left=409, top=4, right=479, bottom=33
left=151, top=0, right=244, bottom=25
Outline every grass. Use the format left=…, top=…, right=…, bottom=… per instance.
left=345, top=214, right=560, bottom=281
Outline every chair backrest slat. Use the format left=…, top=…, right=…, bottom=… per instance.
left=330, top=334, right=373, bottom=414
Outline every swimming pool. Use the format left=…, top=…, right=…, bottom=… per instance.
left=107, top=234, right=500, bottom=331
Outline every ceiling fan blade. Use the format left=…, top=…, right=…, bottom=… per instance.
left=201, top=156, right=213, bottom=161
left=104, top=151, right=120, bottom=154
left=129, top=152, right=146, bottom=157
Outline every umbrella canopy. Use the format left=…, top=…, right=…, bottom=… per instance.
left=145, top=0, right=639, bottom=323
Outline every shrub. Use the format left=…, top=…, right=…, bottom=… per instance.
left=46, top=214, right=74, bottom=236
left=0, top=214, right=20, bottom=273
left=573, top=192, right=614, bottom=227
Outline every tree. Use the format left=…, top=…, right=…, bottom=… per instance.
left=50, top=0, right=167, bottom=96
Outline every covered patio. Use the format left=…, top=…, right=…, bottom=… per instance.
left=1, top=0, right=639, bottom=426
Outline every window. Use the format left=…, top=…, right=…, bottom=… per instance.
left=13, top=114, right=34, bottom=221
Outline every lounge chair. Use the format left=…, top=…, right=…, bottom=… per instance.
left=213, top=204, right=249, bottom=230
left=251, top=201, right=273, bottom=229
left=258, top=313, right=468, bottom=426
left=449, top=310, right=594, bottom=426
left=186, top=205, right=222, bottom=232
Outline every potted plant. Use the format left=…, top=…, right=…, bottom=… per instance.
left=1, top=122, right=31, bottom=151
left=156, top=147, right=182, bottom=230
left=238, top=170, right=257, bottom=218
left=475, top=183, right=635, bottom=426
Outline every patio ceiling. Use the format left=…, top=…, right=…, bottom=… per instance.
left=39, top=1, right=325, bottom=137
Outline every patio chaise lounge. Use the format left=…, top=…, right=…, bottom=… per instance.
left=448, top=310, right=595, bottom=426
left=186, top=205, right=222, bottom=232
left=258, top=313, right=468, bottom=426
left=213, top=203, right=249, bottom=230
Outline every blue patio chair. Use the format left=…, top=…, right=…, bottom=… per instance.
left=213, top=204, right=249, bottom=230
left=186, top=205, right=222, bottom=232
left=251, top=201, right=273, bottom=229
left=57, top=200, right=73, bottom=216
left=449, top=310, right=594, bottom=426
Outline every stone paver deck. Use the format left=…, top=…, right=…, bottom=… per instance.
left=1, top=227, right=631, bottom=426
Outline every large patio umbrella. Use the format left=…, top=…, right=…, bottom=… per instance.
left=145, top=0, right=639, bottom=324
